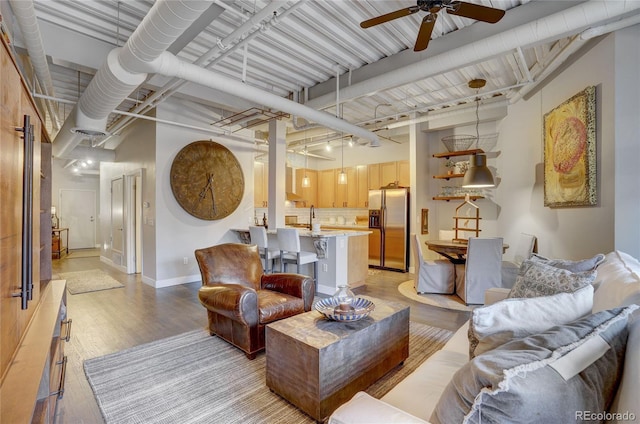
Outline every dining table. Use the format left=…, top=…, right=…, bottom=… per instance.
left=426, top=239, right=509, bottom=264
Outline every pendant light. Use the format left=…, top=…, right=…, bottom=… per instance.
left=301, top=146, right=310, bottom=188
left=462, top=79, right=495, bottom=188
left=338, top=134, right=347, bottom=184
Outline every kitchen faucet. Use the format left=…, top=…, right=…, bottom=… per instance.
left=309, top=205, right=315, bottom=230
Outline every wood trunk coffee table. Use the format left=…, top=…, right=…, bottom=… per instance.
left=265, top=297, right=409, bottom=422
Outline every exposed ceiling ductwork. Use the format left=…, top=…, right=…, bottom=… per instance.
left=9, top=0, right=640, bottom=162
left=9, top=0, right=60, bottom=130
left=49, top=0, right=379, bottom=159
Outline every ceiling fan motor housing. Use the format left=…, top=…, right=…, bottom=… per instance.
left=418, top=0, right=447, bottom=13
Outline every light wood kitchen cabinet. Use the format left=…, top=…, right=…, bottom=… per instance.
left=368, top=163, right=380, bottom=190
left=380, top=161, right=398, bottom=187
left=369, top=160, right=409, bottom=190
left=398, top=160, right=410, bottom=187
left=254, top=161, right=268, bottom=207
left=295, top=168, right=318, bottom=208
left=356, top=165, right=369, bottom=208
left=318, top=169, right=336, bottom=208
left=335, top=167, right=358, bottom=207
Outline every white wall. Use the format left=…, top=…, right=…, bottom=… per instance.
left=496, top=34, right=617, bottom=261
left=99, top=115, right=156, bottom=276
left=51, top=159, right=100, bottom=217
left=153, top=100, right=256, bottom=287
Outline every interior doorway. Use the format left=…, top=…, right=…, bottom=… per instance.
left=124, top=170, right=143, bottom=274
left=59, top=189, right=96, bottom=249
left=110, top=177, right=124, bottom=266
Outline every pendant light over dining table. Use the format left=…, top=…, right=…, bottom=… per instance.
left=462, top=79, right=495, bottom=189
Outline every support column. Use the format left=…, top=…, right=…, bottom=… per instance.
left=614, top=25, right=640, bottom=257
left=268, top=119, right=287, bottom=230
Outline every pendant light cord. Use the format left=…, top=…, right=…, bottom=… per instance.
left=475, top=89, right=480, bottom=149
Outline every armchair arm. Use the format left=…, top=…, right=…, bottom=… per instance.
left=261, top=273, right=315, bottom=311
left=198, top=284, right=258, bottom=326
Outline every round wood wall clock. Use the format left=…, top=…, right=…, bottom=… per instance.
left=170, top=140, right=245, bottom=220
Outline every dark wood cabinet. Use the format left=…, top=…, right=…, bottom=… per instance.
left=1, top=30, right=62, bottom=424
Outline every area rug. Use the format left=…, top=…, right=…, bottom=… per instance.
left=66, top=248, right=100, bottom=259
left=84, top=322, right=452, bottom=424
left=398, top=280, right=472, bottom=312
left=58, top=269, right=124, bottom=295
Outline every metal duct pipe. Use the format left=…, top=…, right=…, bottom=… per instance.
left=52, top=0, right=214, bottom=158
left=143, top=52, right=379, bottom=145
left=9, top=0, right=60, bottom=130
left=384, top=99, right=509, bottom=130
left=510, top=13, right=640, bottom=104
left=305, top=0, right=640, bottom=110
left=106, top=1, right=292, bottom=137
left=580, top=12, right=640, bottom=40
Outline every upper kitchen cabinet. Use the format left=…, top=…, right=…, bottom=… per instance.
left=369, top=160, right=410, bottom=189
left=254, top=161, right=268, bottom=207
left=368, top=163, right=380, bottom=190
left=295, top=168, right=318, bottom=208
left=397, top=160, right=410, bottom=187
left=335, top=167, right=358, bottom=208
left=356, top=165, right=369, bottom=208
left=318, top=169, right=336, bottom=208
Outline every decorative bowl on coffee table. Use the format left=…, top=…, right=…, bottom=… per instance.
left=314, top=297, right=375, bottom=322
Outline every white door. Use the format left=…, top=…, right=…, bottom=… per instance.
left=111, top=177, right=124, bottom=262
left=59, top=189, right=96, bottom=249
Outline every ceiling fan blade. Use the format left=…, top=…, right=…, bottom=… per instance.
left=414, top=14, right=437, bottom=52
left=446, top=1, right=505, bottom=24
left=360, top=6, right=420, bottom=28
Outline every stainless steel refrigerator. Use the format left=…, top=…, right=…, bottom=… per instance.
left=368, top=188, right=409, bottom=271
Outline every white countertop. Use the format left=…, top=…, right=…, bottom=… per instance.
left=232, top=227, right=371, bottom=237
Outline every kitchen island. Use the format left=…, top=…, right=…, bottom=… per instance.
left=232, top=227, right=370, bottom=295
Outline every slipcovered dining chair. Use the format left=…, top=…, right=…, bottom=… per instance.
left=195, top=243, right=314, bottom=359
left=455, top=237, right=503, bottom=305
left=249, top=225, right=280, bottom=274
left=411, top=234, right=454, bottom=294
left=277, top=228, right=318, bottom=286
left=501, top=233, right=537, bottom=288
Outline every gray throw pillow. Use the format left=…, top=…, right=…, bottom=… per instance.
left=431, top=305, right=638, bottom=424
left=508, top=259, right=596, bottom=298
left=531, top=253, right=605, bottom=272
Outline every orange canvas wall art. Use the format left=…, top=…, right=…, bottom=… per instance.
left=544, top=86, right=597, bottom=207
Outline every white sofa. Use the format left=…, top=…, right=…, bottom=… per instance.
left=330, top=250, right=640, bottom=423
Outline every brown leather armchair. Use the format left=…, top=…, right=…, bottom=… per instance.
left=195, top=243, right=314, bottom=359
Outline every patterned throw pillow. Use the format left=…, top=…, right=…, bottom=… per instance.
left=431, top=306, right=638, bottom=424
left=508, top=259, right=597, bottom=298
left=531, top=253, right=606, bottom=272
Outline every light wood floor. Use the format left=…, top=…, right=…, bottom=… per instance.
left=52, top=253, right=469, bottom=423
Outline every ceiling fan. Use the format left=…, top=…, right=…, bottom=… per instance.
left=360, top=0, right=505, bottom=52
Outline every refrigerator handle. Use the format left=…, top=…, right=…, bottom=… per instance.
left=382, top=204, right=387, bottom=228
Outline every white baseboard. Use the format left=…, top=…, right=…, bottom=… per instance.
left=143, top=273, right=201, bottom=289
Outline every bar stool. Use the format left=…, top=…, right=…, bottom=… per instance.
left=249, top=226, right=280, bottom=274
left=276, top=228, right=318, bottom=286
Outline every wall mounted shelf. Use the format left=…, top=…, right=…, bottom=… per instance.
left=432, top=149, right=484, bottom=159
left=432, top=196, right=484, bottom=202
left=433, top=174, right=464, bottom=180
